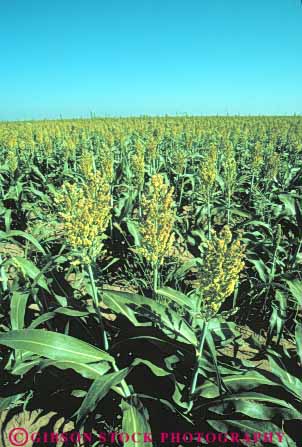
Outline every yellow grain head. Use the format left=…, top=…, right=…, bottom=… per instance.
left=136, top=174, right=175, bottom=266
left=198, top=225, right=245, bottom=319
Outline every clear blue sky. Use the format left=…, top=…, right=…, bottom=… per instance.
left=0, top=0, right=301, bottom=120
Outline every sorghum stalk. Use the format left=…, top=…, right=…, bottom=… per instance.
left=265, top=149, right=280, bottom=193
left=291, top=238, right=302, bottom=268
left=250, top=172, right=255, bottom=194
left=136, top=174, right=175, bottom=294
left=153, top=263, right=159, bottom=298
left=88, top=264, right=131, bottom=397
left=199, top=144, right=217, bottom=239
left=250, top=141, right=263, bottom=195
left=223, top=142, right=236, bottom=225
left=186, top=227, right=245, bottom=411
left=0, top=254, right=8, bottom=292
left=207, top=192, right=212, bottom=240
left=57, top=171, right=132, bottom=397
left=263, top=224, right=282, bottom=311
left=132, top=140, right=145, bottom=217
left=187, top=320, right=208, bottom=413
left=87, top=263, right=108, bottom=351
left=179, top=178, right=184, bottom=209
left=174, top=148, right=186, bottom=208
left=227, top=191, right=231, bottom=225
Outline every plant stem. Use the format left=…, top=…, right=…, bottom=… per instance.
left=87, top=263, right=109, bottom=351
left=87, top=263, right=131, bottom=398
left=291, top=238, right=302, bottom=268
left=186, top=320, right=208, bottom=413
left=264, top=229, right=281, bottom=318
left=138, top=189, right=142, bottom=219
left=0, top=255, right=8, bottom=292
left=112, top=362, right=131, bottom=398
left=153, top=264, right=159, bottom=300
left=227, top=191, right=231, bottom=225
left=178, top=164, right=186, bottom=209
left=207, top=192, right=211, bottom=240
left=250, top=172, right=255, bottom=195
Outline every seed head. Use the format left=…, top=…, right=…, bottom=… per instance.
left=198, top=225, right=245, bottom=319
left=136, top=174, right=175, bottom=266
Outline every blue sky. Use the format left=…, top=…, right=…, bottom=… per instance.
left=0, top=0, right=301, bottom=120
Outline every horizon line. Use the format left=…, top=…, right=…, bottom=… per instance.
left=1, top=112, right=302, bottom=124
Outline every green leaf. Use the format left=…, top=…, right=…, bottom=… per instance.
left=267, top=290, right=287, bottom=345
left=278, top=193, right=296, bottom=216
left=204, top=328, right=224, bottom=393
left=121, top=396, right=152, bottom=447
left=196, top=371, right=277, bottom=398
left=229, top=208, right=251, bottom=218
left=39, top=359, right=111, bottom=380
left=29, top=312, right=56, bottom=328
left=10, top=256, right=50, bottom=292
left=0, top=253, right=8, bottom=292
left=4, top=209, right=12, bottom=232
left=295, top=322, right=302, bottom=365
left=268, top=355, right=302, bottom=399
left=77, top=368, right=130, bottom=425
left=0, top=230, right=46, bottom=254
left=54, top=307, right=90, bottom=317
left=249, top=258, right=269, bottom=283
left=0, top=329, right=114, bottom=364
left=103, top=290, right=197, bottom=346
left=11, top=359, right=41, bottom=376
left=0, top=394, right=24, bottom=412
left=286, top=279, right=302, bottom=305
left=156, top=287, right=195, bottom=310
left=208, top=392, right=301, bottom=420
left=207, top=319, right=240, bottom=345
left=173, top=259, right=198, bottom=280
left=102, top=290, right=140, bottom=326
left=132, top=358, right=171, bottom=377
left=126, top=219, right=141, bottom=246
left=201, top=391, right=298, bottom=410
left=10, top=292, right=30, bottom=330
left=244, top=220, right=272, bottom=233
left=31, top=165, right=46, bottom=182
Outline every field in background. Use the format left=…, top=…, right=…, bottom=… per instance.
left=0, top=116, right=302, bottom=446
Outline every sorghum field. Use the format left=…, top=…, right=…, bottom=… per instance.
left=0, top=116, right=302, bottom=446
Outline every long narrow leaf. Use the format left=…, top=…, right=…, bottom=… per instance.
left=0, top=329, right=114, bottom=363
